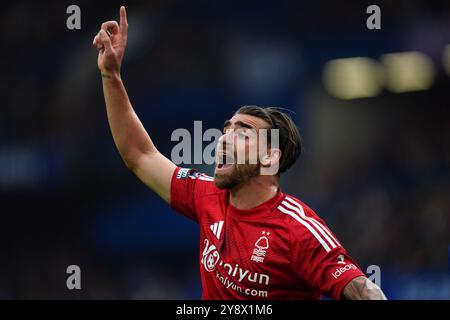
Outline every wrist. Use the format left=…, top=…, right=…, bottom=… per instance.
left=101, top=70, right=121, bottom=81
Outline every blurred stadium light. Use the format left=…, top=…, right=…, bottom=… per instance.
left=322, top=57, right=382, bottom=100
left=380, top=51, right=435, bottom=93
left=323, top=51, right=437, bottom=99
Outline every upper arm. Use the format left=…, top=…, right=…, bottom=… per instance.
left=342, top=276, right=387, bottom=300
left=131, top=151, right=177, bottom=203
left=292, top=242, right=365, bottom=299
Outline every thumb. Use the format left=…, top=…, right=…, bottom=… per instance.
left=98, top=30, right=113, bottom=53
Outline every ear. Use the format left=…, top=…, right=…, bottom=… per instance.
left=260, top=148, right=281, bottom=168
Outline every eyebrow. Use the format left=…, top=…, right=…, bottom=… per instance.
left=223, top=120, right=254, bottom=130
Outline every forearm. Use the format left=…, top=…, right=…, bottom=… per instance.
left=342, top=276, right=387, bottom=300
left=94, top=7, right=176, bottom=202
left=102, top=73, right=157, bottom=168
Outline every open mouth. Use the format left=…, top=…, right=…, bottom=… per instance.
left=216, top=153, right=235, bottom=171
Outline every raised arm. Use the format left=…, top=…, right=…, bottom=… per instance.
left=93, top=6, right=176, bottom=203
left=342, top=276, right=387, bottom=300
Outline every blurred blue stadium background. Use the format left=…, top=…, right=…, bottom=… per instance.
left=0, top=0, right=449, bottom=299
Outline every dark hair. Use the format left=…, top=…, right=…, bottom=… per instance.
left=235, top=105, right=302, bottom=175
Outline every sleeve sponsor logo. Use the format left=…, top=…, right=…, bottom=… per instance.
left=176, top=168, right=190, bottom=179
left=332, top=263, right=357, bottom=279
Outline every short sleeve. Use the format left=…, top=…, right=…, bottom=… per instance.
left=291, top=219, right=365, bottom=300
left=170, top=167, right=214, bottom=222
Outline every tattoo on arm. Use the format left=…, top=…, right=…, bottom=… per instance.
left=342, top=276, right=387, bottom=300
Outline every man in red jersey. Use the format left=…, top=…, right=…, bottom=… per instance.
left=93, top=7, right=387, bottom=300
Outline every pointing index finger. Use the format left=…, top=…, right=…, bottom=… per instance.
left=120, top=6, right=128, bottom=34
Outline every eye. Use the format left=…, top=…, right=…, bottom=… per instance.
left=235, top=128, right=247, bottom=138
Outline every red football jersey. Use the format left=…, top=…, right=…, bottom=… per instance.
left=170, top=167, right=365, bottom=300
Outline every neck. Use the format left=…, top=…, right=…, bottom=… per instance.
left=229, top=175, right=279, bottom=210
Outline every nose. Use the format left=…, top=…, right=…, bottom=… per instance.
left=218, top=130, right=235, bottom=151
left=217, top=137, right=228, bottom=154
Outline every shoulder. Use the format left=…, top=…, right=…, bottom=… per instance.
left=275, top=194, right=323, bottom=228
left=173, top=167, right=224, bottom=197
left=275, top=194, right=338, bottom=251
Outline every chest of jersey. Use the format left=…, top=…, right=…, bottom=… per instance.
left=198, top=211, right=298, bottom=299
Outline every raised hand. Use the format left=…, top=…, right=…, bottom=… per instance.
left=93, top=6, right=128, bottom=78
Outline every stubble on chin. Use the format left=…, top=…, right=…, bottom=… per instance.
left=213, top=164, right=260, bottom=189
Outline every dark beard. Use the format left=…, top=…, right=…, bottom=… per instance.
left=214, top=163, right=260, bottom=189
